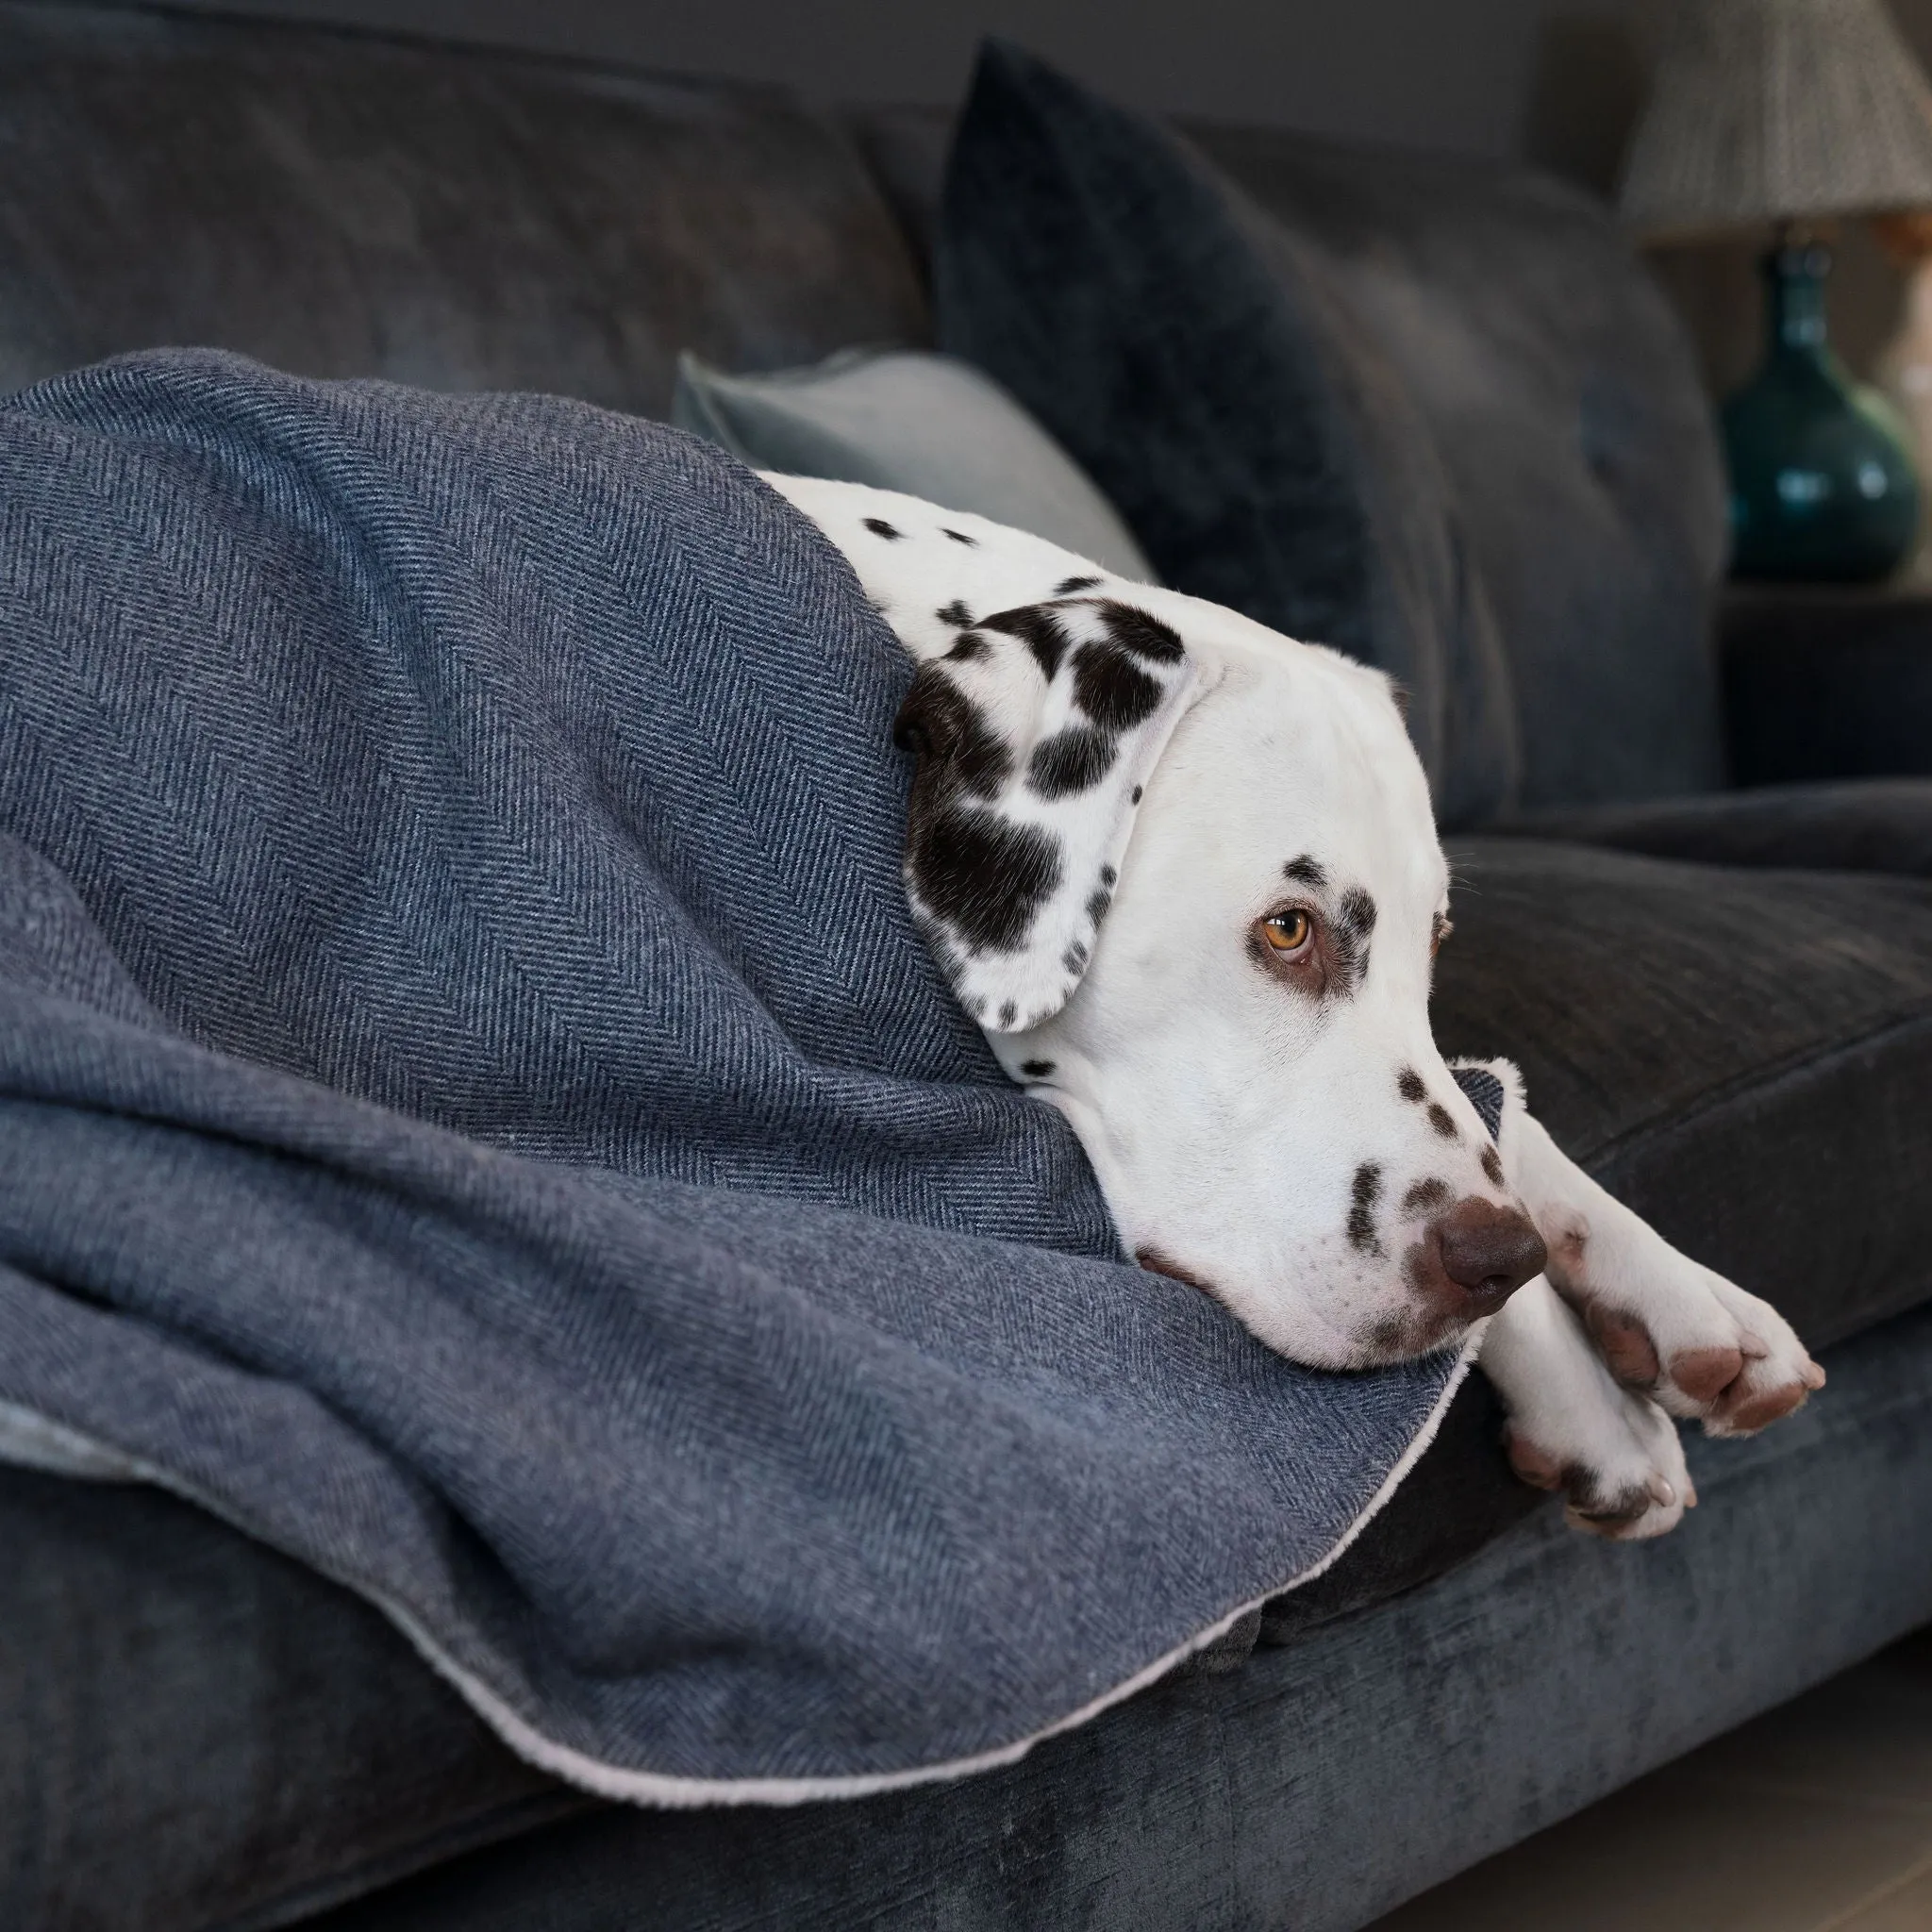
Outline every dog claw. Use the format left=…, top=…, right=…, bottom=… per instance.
left=1647, top=1474, right=1675, bottom=1507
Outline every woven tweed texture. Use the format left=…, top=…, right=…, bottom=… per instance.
left=0, top=351, right=1461, bottom=1794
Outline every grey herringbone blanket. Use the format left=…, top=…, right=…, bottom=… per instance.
left=0, top=351, right=1467, bottom=1799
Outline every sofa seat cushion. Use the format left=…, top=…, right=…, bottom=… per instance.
left=1501, top=776, right=1932, bottom=877
left=1274, top=833, right=1932, bottom=1637
left=0, top=1464, right=583, bottom=1932
left=27, top=1304, right=1932, bottom=1932
left=1433, top=837, right=1932, bottom=1350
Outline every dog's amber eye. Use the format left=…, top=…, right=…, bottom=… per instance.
left=1262, top=909, right=1312, bottom=953
left=1431, top=913, right=1454, bottom=958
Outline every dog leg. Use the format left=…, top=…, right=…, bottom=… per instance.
left=1508, top=1111, right=1826, bottom=1439
left=1480, top=1277, right=1691, bottom=1539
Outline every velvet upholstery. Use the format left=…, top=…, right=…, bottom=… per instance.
left=1431, top=840, right=1932, bottom=1350
left=0, top=1466, right=582, bottom=1932
left=1506, top=777, right=1932, bottom=876
left=1190, top=123, right=1730, bottom=814
left=0, top=4, right=928, bottom=412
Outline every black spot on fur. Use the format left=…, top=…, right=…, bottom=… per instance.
left=1056, top=575, right=1102, bottom=594
left=1283, top=854, right=1328, bottom=889
left=911, top=808, right=1062, bottom=954
left=1028, top=725, right=1117, bottom=799
left=1363, top=1309, right=1417, bottom=1356
left=937, top=599, right=974, bottom=627
left=997, top=1001, right=1016, bottom=1027
left=1481, top=1145, right=1506, bottom=1187
left=1073, top=641, right=1162, bottom=731
left=1426, top=1103, right=1458, bottom=1140
left=980, top=603, right=1073, bottom=681
left=1086, top=888, right=1112, bottom=924
left=1402, top=1176, right=1450, bottom=1216
left=1061, top=940, right=1089, bottom=973
left=1020, top=1058, right=1056, bottom=1078
left=893, top=664, right=1011, bottom=800
left=1101, top=864, right=1118, bottom=885
left=863, top=517, right=902, bottom=541
left=1397, top=1067, right=1427, bottom=1104
left=944, top=633, right=990, bottom=662
left=1131, top=787, right=1143, bottom=804
left=1333, top=888, right=1378, bottom=992
left=942, top=527, right=976, bottom=546
left=1570, top=1478, right=1662, bottom=1528
left=1347, top=1163, right=1384, bottom=1255
left=1096, top=600, right=1185, bottom=662
left=896, top=663, right=1069, bottom=955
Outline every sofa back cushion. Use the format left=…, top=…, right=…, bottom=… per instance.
left=929, top=44, right=1728, bottom=818
left=0, top=4, right=929, bottom=414
left=1194, top=123, right=1731, bottom=813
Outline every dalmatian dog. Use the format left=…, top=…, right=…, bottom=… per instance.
left=769, top=473, right=1826, bottom=1541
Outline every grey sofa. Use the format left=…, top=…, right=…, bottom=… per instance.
left=4, top=6, right=1930, bottom=1929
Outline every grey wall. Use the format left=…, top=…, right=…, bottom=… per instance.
left=121, top=1, right=1932, bottom=183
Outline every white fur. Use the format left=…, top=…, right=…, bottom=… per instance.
left=775, top=474, right=1824, bottom=1536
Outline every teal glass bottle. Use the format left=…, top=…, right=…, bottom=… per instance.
left=1724, top=242, right=1919, bottom=582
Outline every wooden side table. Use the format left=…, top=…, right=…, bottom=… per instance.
left=1720, top=584, right=1932, bottom=787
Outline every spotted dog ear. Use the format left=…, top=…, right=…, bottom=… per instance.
left=894, top=595, right=1198, bottom=1033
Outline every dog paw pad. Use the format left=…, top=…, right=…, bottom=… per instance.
left=1668, top=1344, right=1743, bottom=1404
left=1715, top=1379, right=1812, bottom=1435
left=1584, top=1303, right=1661, bottom=1387
left=1504, top=1433, right=1564, bottom=1491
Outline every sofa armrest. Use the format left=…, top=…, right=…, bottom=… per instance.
left=1721, top=585, right=1932, bottom=787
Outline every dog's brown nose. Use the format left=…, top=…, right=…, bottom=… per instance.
left=1418, top=1198, right=1546, bottom=1317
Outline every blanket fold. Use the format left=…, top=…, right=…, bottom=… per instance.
left=0, top=350, right=1465, bottom=1799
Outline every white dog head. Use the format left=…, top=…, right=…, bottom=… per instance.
left=774, top=476, right=1546, bottom=1369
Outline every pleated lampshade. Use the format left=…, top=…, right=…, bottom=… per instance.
left=1619, top=0, right=1932, bottom=239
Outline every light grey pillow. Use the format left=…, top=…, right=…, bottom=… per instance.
left=672, top=346, right=1158, bottom=582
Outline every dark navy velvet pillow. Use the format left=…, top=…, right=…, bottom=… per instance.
left=934, top=42, right=1523, bottom=828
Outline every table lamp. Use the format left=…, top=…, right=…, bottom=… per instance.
left=1619, top=0, right=1932, bottom=580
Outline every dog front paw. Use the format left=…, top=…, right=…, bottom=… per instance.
left=1503, top=1383, right=1692, bottom=1541
left=1544, top=1212, right=1824, bottom=1440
